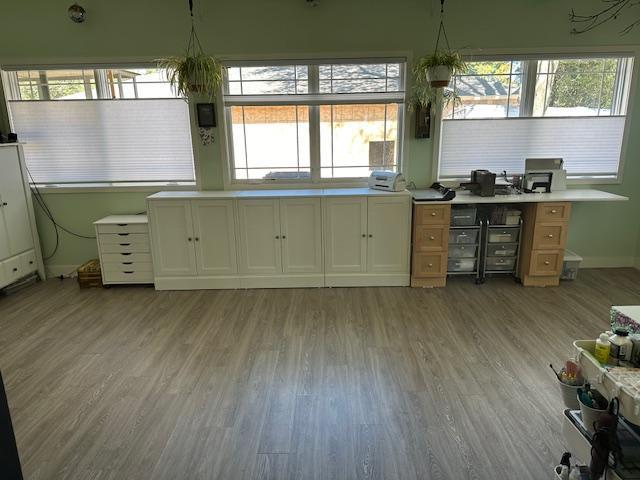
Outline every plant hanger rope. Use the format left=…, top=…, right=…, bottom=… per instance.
left=434, top=0, right=452, bottom=53
left=186, top=0, right=204, bottom=56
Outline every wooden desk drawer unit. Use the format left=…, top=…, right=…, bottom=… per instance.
left=94, top=215, right=153, bottom=285
left=411, top=204, right=450, bottom=288
left=519, top=202, right=571, bottom=287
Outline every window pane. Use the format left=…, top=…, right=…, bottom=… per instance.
left=320, top=104, right=399, bottom=178
left=229, top=105, right=310, bottom=180
left=533, top=58, right=620, bottom=117
left=452, top=74, right=520, bottom=118
left=226, top=65, right=308, bottom=96
left=319, top=63, right=403, bottom=93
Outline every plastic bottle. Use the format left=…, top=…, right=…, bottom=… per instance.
left=594, top=333, right=611, bottom=364
left=609, top=328, right=633, bottom=365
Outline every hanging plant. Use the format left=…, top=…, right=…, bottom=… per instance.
left=157, top=0, right=222, bottom=100
left=412, top=0, right=466, bottom=106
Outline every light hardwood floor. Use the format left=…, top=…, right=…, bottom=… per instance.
left=2, top=269, right=640, bottom=479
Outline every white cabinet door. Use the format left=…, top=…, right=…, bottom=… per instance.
left=191, top=199, right=238, bottom=276
left=280, top=198, right=322, bottom=274
left=367, top=196, right=411, bottom=273
left=237, top=199, right=281, bottom=275
left=323, top=197, right=367, bottom=273
left=0, top=147, right=33, bottom=257
left=0, top=210, right=10, bottom=261
left=148, top=201, right=197, bottom=276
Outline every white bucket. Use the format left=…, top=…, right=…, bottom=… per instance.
left=557, top=377, right=583, bottom=409
left=579, top=396, right=607, bottom=433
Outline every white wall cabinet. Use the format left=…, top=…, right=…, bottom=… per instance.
left=0, top=145, right=44, bottom=290
left=147, top=190, right=409, bottom=290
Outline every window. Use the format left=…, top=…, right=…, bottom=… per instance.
left=438, top=54, right=634, bottom=181
left=223, top=60, right=405, bottom=183
left=2, top=67, right=195, bottom=186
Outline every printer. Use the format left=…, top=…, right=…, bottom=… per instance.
left=368, top=170, right=407, bottom=192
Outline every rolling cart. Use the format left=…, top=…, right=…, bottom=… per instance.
left=447, top=206, right=483, bottom=284
left=480, top=218, right=523, bottom=281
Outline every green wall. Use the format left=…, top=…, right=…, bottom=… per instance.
left=1, top=0, right=639, bottom=268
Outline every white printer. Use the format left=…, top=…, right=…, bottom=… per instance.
left=368, top=170, right=407, bottom=192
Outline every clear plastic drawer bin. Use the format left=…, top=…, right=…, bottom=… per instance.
left=486, top=243, right=518, bottom=257
left=486, top=257, right=516, bottom=271
left=448, top=230, right=479, bottom=244
left=488, top=228, right=519, bottom=243
left=450, top=207, right=477, bottom=227
left=448, top=245, right=477, bottom=258
left=448, top=258, right=476, bottom=272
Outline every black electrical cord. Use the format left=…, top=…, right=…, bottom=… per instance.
left=25, top=166, right=96, bottom=260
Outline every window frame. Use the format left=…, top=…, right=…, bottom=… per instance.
left=0, top=63, right=200, bottom=192
left=220, top=57, right=408, bottom=188
left=432, top=49, right=638, bottom=186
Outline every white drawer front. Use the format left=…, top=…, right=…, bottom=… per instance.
left=103, top=262, right=153, bottom=273
left=100, top=242, right=150, bottom=254
left=103, top=271, right=154, bottom=283
left=97, top=224, right=148, bottom=235
left=3, top=256, right=22, bottom=282
left=99, top=233, right=149, bottom=244
left=101, top=252, right=151, bottom=263
left=18, top=250, right=37, bottom=274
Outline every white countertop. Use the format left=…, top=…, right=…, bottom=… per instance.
left=94, top=214, right=148, bottom=225
left=147, top=188, right=411, bottom=200
left=411, top=189, right=628, bottom=205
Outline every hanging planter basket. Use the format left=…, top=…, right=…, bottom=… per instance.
left=427, top=65, right=453, bottom=88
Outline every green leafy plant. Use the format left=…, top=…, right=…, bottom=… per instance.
left=412, top=51, right=466, bottom=108
left=416, top=50, right=467, bottom=72
left=157, top=53, right=223, bottom=99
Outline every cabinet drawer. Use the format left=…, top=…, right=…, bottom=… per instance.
left=536, top=202, right=571, bottom=223
left=412, top=252, right=447, bottom=277
left=99, top=233, right=149, bottom=244
left=18, top=250, right=37, bottom=274
left=529, top=250, right=564, bottom=276
left=103, top=262, right=153, bottom=273
left=103, top=270, right=154, bottom=283
left=413, top=225, right=448, bottom=251
left=100, top=242, right=150, bottom=254
left=532, top=223, right=567, bottom=250
left=414, top=204, right=451, bottom=225
left=96, top=223, right=148, bottom=234
left=101, top=252, right=151, bottom=263
left=2, top=256, right=22, bottom=283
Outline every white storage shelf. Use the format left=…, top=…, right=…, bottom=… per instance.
left=94, top=215, right=153, bottom=285
left=574, top=340, right=640, bottom=427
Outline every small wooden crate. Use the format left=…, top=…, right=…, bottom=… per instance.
left=77, top=259, right=102, bottom=288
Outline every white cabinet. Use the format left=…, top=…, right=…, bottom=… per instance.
left=237, top=199, right=282, bottom=275
left=280, top=198, right=323, bottom=274
left=148, top=198, right=239, bottom=289
left=149, top=200, right=197, bottom=277
left=192, top=200, right=238, bottom=276
left=0, top=145, right=44, bottom=290
left=367, top=196, right=411, bottom=274
left=237, top=198, right=323, bottom=283
left=323, top=197, right=367, bottom=274
left=324, top=195, right=410, bottom=286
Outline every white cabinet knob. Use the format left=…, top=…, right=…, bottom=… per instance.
left=429, top=235, right=435, bottom=240
left=551, top=209, right=557, bottom=214
left=546, top=234, right=553, bottom=238
left=430, top=212, right=437, bottom=216
left=427, top=263, right=433, bottom=268
left=544, top=261, right=550, bottom=265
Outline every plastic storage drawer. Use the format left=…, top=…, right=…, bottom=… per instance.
left=486, top=243, right=518, bottom=257
left=488, top=228, right=519, bottom=243
left=448, top=258, right=476, bottom=272
left=448, top=229, right=479, bottom=244
left=486, top=257, right=515, bottom=271
left=450, top=207, right=477, bottom=227
left=448, top=245, right=477, bottom=258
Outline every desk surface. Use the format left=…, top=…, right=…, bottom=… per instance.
left=148, top=188, right=410, bottom=200
left=411, top=189, right=628, bottom=205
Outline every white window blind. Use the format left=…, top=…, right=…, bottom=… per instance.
left=9, top=99, right=194, bottom=184
left=439, top=116, right=625, bottom=179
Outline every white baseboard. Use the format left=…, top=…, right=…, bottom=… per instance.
left=579, top=256, right=636, bottom=269
left=325, top=273, right=410, bottom=287
left=45, top=264, right=80, bottom=278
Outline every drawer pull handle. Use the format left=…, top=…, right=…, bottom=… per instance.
left=430, top=212, right=437, bottom=216
left=121, top=253, right=132, bottom=256
left=275, top=235, right=280, bottom=239
left=429, top=235, right=435, bottom=240
left=428, top=263, right=433, bottom=268
left=195, top=237, right=200, bottom=241
left=122, top=262, right=133, bottom=265
left=361, top=234, right=366, bottom=238
left=117, top=223, right=128, bottom=226
left=12, top=267, right=18, bottom=272
left=551, top=209, right=557, bottom=214
left=119, top=243, right=131, bottom=246
left=188, top=237, right=192, bottom=242
left=117, top=233, right=129, bottom=236
left=29, top=261, right=33, bottom=264
left=544, top=261, right=550, bottom=265
left=368, top=234, right=373, bottom=238
left=123, top=271, right=134, bottom=274
left=546, top=234, right=554, bottom=238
